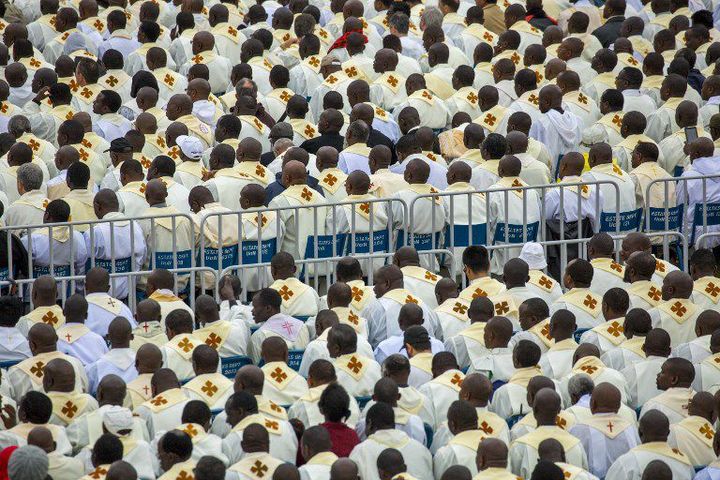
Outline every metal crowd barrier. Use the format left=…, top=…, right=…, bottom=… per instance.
left=8, top=172, right=720, bottom=308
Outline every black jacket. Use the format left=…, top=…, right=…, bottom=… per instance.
left=299, top=133, right=345, bottom=155
left=367, top=128, right=398, bottom=165
left=592, top=16, right=625, bottom=48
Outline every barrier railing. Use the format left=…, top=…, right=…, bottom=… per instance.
left=6, top=173, right=717, bottom=308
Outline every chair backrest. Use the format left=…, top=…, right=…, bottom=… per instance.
left=646, top=205, right=684, bottom=232
left=220, top=355, right=254, bottom=379
left=201, top=244, right=239, bottom=269
left=241, top=238, right=277, bottom=265
left=445, top=223, right=487, bottom=248
left=599, top=208, right=643, bottom=233
left=692, top=203, right=720, bottom=245
left=493, top=221, right=539, bottom=244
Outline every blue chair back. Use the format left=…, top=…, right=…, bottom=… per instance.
left=646, top=205, right=684, bottom=232
left=86, top=257, right=132, bottom=274
left=220, top=355, right=253, bottom=379
left=345, top=230, right=390, bottom=255
left=573, top=328, right=590, bottom=343
left=288, top=349, right=305, bottom=371
left=355, top=395, right=372, bottom=410
left=395, top=230, right=443, bottom=251
left=304, top=234, right=347, bottom=260
left=493, top=222, right=539, bottom=243
left=445, top=224, right=487, bottom=248
left=506, top=414, right=524, bottom=429
left=599, top=208, right=643, bottom=233
left=0, top=360, right=19, bottom=370
left=154, top=250, right=192, bottom=270
left=201, top=244, right=239, bottom=269
left=692, top=203, right=720, bottom=245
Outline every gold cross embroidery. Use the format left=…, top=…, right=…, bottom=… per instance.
left=178, top=337, right=194, bottom=352
left=28, top=139, right=40, bottom=152
left=278, top=285, right=294, bottom=301
left=69, top=79, right=79, bottom=92
left=253, top=118, right=265, bottom=131
left=495, top=301, right=510, bottom=314
left=536, top=277, right=552, bottom=290
left=304, top=125, right=316, bottom=137
left=578, top=93, right=588, bottom=104
left=309, top=57, right=320, bottom=68
left=405, top=295, right=418, bottom=304
left=648, top=286, right=661, bottom=301
left=700, top=423, right=714, bottom=439
left=583, top=294, right=597, bottom=310
left=65, top=111, right=74, bottom=120
left=450, top=373, right=463, bottom=386
left=483, top=32, right=493, bottom=41
left=300, top=187, right=313, bottom=201
left=78, top=148, right=89, bottom=161
left=183, top=424, right=199, bottom=437
left=610, top=261, right=623, bottom=272
left=540, top=324, right=551, bottom=339
left=177, top=471, right=193, bottom=480
left=359, top=202, right=370, bottom=214
left=347, top=356, right=363, bottom=373
left=387, top=75, right=398, bottom=87
left=706, top=282, right=720, bottom=297
left=279, top=91, right=291, bottom=102
left=425, top=271, right=438, bottom=281
left=535, top=70, right=543, bottom=83
left=656, top=260, right=666, bottom=272
left=228, top=26, right=238, bottom=36
left=89, top=467, right=108, bottom=479
left=264, top=419, right=279, bottom=430
left=80, top=87, right=93, bottom=99
left=452, top=302, right=467, bottom=314
left=472, top=288, right=488, bottom=298
left=556, top=416, right=567, bottom=429
left=326, top=75, right=338, bottom=85
left=612, top=114, right=622, bottom=127
left=351, top=286, right=364, bottom=301
left=345, top=66, right=358, bottom=77
left=271, top=367, right=288, bottom=383
left=105, top=75, right=118, bottom=87
left=205, top=332, right=222, bottom=349
left=164, top=74, right=175, bottom=87
left=348, top=312, right=360, bottom=325
left=671, top=301, right=687, bottom=317
left=251, top=460, right=269, bottom=478
left=510, top=52, right=520, bottom=64
left=61, top=400, right=78, bottom=418
left=151, top=396, right=168, bottom=406
left=484, top=113, right=497, bottom=126
left=30, top=361, right=45, bottom=378
left=607, top=321, right=623, bottom=337
left=139, top=183, right=147, bottom=194
left=157, top=136, right=166, bottom=148
left=42, top=311, right=59, bottom=326
left=528, top=94, right=539, bottom=105
left=201, top=381, right=218, bottom=397
left=466, top=92, right=478, bottom=104
left=0, top=103, right=7, bottom=114
left=612, top=164, right=623, bottom=176
left=627, top=56, right=638, bottom=65
left=29, top=58, right=41, bottom=68
left=421, top=90, right=433, bottom=100
left=580, top=365, right=598, bottom=375
left=324, top=173, right=338, bottom=186
left=192, top=54, right=204, bottom=63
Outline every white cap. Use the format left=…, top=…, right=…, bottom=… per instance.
left=176, top=135, right=204, bottom=160
left=518, top=242, right=547, bottom=270
left=102, top=406, right=134, bottom=436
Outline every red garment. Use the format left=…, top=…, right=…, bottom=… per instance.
left=321, top=421, right=361, bottom=457
left=327, top=29, right=368, bottom=53
left=0, top=446, right=18, bottom=480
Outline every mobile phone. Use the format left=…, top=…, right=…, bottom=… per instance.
left=685, top=126, right=698, bottom=143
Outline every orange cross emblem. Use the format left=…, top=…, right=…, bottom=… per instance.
left=265, top=419, right=279, bottom=430
left=177, top=471, right=192, bottom=480
left=30, top=361, right=45, bottom=378
left=0, top=103, right=7, bottom=114
left=484, top=113, right=497, bottom=126
left=495, top=301, right=510, bottom=314
left=278, top=285, right=294, bottom=301
left=201, top=380, right=218, bottom=397
left=279, top=90, right=291, bottom=102
left=706, top=282, right=720, bottom=297
left=228, top=26, right=238, bottom=37
left=304, top=125, right=316, bottom=137
left=192, top=54, right=204, bottom=63
left=326, top=75, right=338, bottom=85
left=28, top=139, right=40, bottom=152
left=648, top=286, right=661, bottom=301
left=655, top=260, right=665, bottom=272
left=540, top=324, right=551, bottom=339
left=607, top=321, right=623, bottom=337
left=387, top=75, right=399, bottom=87
left=425, top=271, right=438, bottom=281
left=578, top=93, right=588, bottom=104
left=627, top=57, right=638, bottom=65
left=556, top=416, right=567, bottom=429
left=405, top=295, right=418, bottom=304
left=324, top=173, right=338, bottom=186
left=300, top=187, right=313, bottom=201
left=271, top=367, right=288, bottom=383
left=347, top=356, right=363, bottom=373
left=282, top=32, right=290, bottom=42
left=359, top=202, right=370, bottom=214
left=700, top=423, right=714, bottom=439
left=253, top=118, right=265, bottom=131
left=178, top=337, right=194, bottom=352
left=472, top=288, right=488, bottom=298
left=157, top=136, right=166, bottom=148
left=61, top=400, right=78, bottom=418
left=183, top=424, right=199, bottom=437
left=164, top=74, right=175, bottom=87
left=483, top=32, right=494, bottom=42
left=610, top=261, right=622, bottom=272
left=450, top=373, right=463, bottom=386
left=539, top=276, right=553, bottom=290
left=580, top=365, right=598, bottom=375
left=42, top=311, right=59, bottom=326
left=89, top=467, right=108, bottom=479
left=479, top=421, right=494, bottom=434
left=612, top=164, right=623, bottom=176
left=78, top=148, right=89, bottom=161
left=80, top=87, right=93, bottom=99
left=69, top=79, right=79, bottom=92
left=348, top=312, right=360, bottom=325
left=583, top=294, right=597, bottom=310
left=29, top=58, right=41, bottom=68
left=421, top=90, right=433, bottom=100
left=139, top=183, right=147, bottom=194
left=345, top=66, right=358, bottom=77
left=453, top=302, right=467, bottom=314
left=65, top=111, right=74, bottom=120
left=251, top=460, right=269, bottom=478
left=612, top=114, right=622, bottom=127
left=309, top=57, right=320, bottom=67
left=151, top=396, right=168, bottom=406
left=351, top=286, right=364, bottom=301
left=205, top=333, right=222, bottom=349
left=105, top=75, right=118, bottom=87
left=510, top=52, right=520, bottom=64
left=466, top=92, right=478, bottom=104
left=671, top=301, right=687, bottom=317
left=528, top=94, right=539, bottom=105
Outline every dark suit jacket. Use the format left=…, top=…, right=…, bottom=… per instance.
left=367, top=128, right=398, bottom=165
left=265, top=173, right=325, bottom=205
left=260, top=151, right=275, bottom=166
left=299, top=133, right=345, bottom=155
left=592, top=16, right=625, bottom=48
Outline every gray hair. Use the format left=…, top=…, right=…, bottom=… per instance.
left=388, top=12, right=410, bottom=34
left=273, top=138, right=294, bottom=156
left=235, top=77, right=258, bottom=96
left=269, top=122, right=294, bottom=142
left=346, top=120, right=369, bottom=143
left=421, top=7, right=444, bottom=29
left=567, top=373, right=594, bottom=401
left=8, top=115, right=30, bottom=138
left=8, top=445, right=49, bottom=480
left=17, top=163, right=43, bottom=191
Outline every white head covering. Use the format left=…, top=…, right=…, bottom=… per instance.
left=7, top=445, right=49, bottom=480
left=518, top=242, right=547, bottom=270
left=176, top=135, right=204, bottom=159
left=102, top=406, right=134, bottom=436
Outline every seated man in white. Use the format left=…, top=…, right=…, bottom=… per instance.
left=85, top=317, right=137, bottom=395
left=540, top=309, right=580, bottom=380
left=249, top=288, right=311, bottom=364
left=375, top=302, right=445, bottom=366
left=328, top=324, right=382, bottom=398
left=355, top=378, right=426, bottom=445
left=605, top=409, right=695, bottom=480
left=640, top=357, right=696, bottom=426
left=490, top=340, right=543, bottom=419
left=550, top=259, right=604, bottom=330
left=579, top=287, right=631, bottom=355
